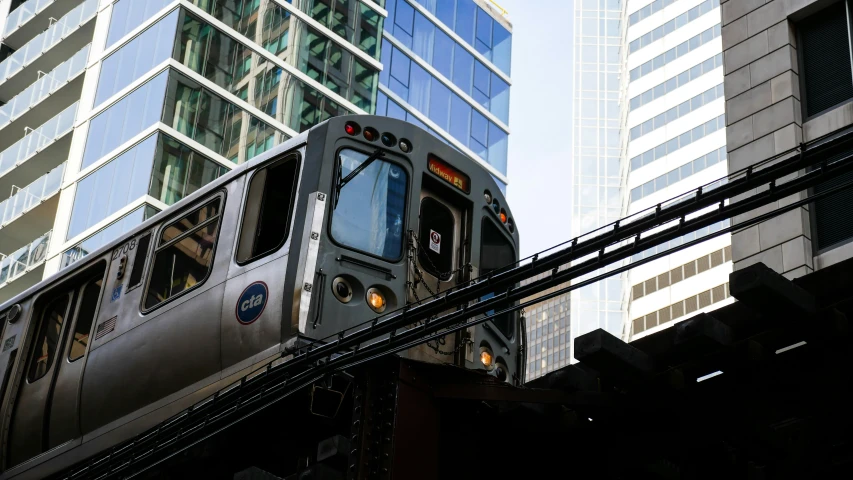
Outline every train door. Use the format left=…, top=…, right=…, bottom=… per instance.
left=7, top=267, right=105, bottom=466
left=405, top=184, right=469, bottom=364
left=221, top=153, right=300, bottom=372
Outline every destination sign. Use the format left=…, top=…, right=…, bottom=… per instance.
left=428, top=155, right=470, bottom=194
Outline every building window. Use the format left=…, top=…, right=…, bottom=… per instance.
left=798, top=1, right=853, bottom=118
left=144, top=198, right=222, bottom=310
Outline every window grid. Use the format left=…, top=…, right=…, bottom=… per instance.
left=630, top=84, right=724, bottom=140
left=629, top=0, right=680, bottom=26
left=630, top=54, right=723, bottom=111
left=630, top=147, right=727, bottom=202
left=632, top=245, right=731, bottom=300
left=632, top=282, right=730, bottom=334
left=631, top=219, right=730, bottom=262
left=629, top=0, right=719, bottom=53
left=630, top=114, right=726, bottom=171
left=629, top=24, right=721, bottom=82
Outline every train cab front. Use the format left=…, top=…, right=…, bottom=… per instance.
left=300, top=115, right=522, bottom=386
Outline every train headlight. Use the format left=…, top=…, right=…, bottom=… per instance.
left=366, top=287, right=386, bottom=313
left=480, top=350, right=494, bottom=368
left=332, top=277, right=353, bottom=303
left=494, top=363, right=508, bottom=382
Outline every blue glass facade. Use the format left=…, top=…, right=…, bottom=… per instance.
left=380, top=0, right=511, bottom=184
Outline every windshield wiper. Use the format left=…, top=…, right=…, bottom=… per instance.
left=335, top=149, right=385, bottom=208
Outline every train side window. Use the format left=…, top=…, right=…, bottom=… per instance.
left=144, top=198, right=222, bottom=310
left=69, top=278, right=103, bottom=361
left=480, top=218, right=517, bottom=340
left=418, top=197, right=455, bottom=280
left=237, top=155, right=300, bottom=264
left=27, top=294, right=71, bottom=382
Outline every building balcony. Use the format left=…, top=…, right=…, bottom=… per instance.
left=0, top=230, right=51, bottom=302
left=0, top=101, right=76, bottom=199
left=2, top=0, right=86, bottom=48
left=0, top=0, right=96, bottom=99
left=0, top=161, right=63, bottom=245
left=0, top=44, right=88, bottom=134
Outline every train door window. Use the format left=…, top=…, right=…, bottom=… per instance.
left=237, top=155, right=300, bottom=263
left=331, top=149, right=408, bottom=261
left=27, top=294, right=71, bottom=382
left=144, top=198, right=222, bottom=310
left=127, top=233, right=151, bottom=290
left=480, top=218, right=516, bottom=339
left=418, top=197, right=455, bottom=280
left=68, top=277, right=103, bottom=361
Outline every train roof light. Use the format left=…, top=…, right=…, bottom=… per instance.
left=399, top=138, right=411, bottom=153
left=363, top=127, right=378, bottom=142
left=484, top=190, right=492, bottom=205
left=344, top=121, right=360, bottom=136
left=507, top=217, right=515, bottom=233
left=500, top=209, right=507, bottom=224
left=381, top=132, right=397, bottom=147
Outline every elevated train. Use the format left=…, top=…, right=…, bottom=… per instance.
left=0, top=116, right=522, bottom=478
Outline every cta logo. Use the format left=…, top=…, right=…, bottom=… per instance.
left=236, top=281, right=268, bottom=325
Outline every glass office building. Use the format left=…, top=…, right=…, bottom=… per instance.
left=0, top=0, right=386, bottom=303
left=377, top=0, right=512, bottom=191
left=0, top=0, right=512, bottom=305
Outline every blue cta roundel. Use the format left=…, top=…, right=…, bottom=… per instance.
left=236, top=281, right=268, bottom=325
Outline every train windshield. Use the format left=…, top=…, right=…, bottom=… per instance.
left=480, top=218, right=517, bottom=339
left=331, top=149, right=407, bottom=261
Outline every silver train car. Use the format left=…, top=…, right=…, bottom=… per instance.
left=0, top=115, right=522, bottom=478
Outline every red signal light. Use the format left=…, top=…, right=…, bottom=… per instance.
left=344, top=122, right=360, bottom=136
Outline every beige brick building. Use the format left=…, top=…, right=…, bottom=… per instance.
left=722, top=0, right=853, bottom=277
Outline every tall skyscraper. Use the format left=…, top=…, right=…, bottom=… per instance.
left=624, top=0, right=733, bottom=340
left=0, top=0, right=512, bottom=304
left=377, top=0, right=512, bottom=193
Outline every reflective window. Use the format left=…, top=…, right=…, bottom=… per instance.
left=70, top=135, right=158, bottom=240
left=630, top=54, right=722, bottom=111
left=96, top=10, right=179, bottom=107
left=406, top=0, right=512, bottom=74
left=62, top=206, right=160, bottom=269
left=630, top=115, right=726, bottom=171
left=629, top=24, right=721, bottom=82
left=150, top=134, right=229, bottom=205
left=630, top=84, right=724, bottom=140
left=628, top=0, right=679, bottom=26
left=331, top=149, right=407, bottom=260
left=630, top=147, right=727, bottom=202
left=27, top=294, right=70, bottom=382
left=69, top=277, right=103, bottom=362
left=382, top=39, right=509, bottom=123
left=107, top=0, right=173, bottom=48
left=145, top=198, right=222, bottom=309
left=236, top=155, right=300, bottom=263
left=629, top=0, right=719, bottom=53
left=82, top=70, right=168, bottom=170
left=296, top=0, right=384, bottom=58
left=162, top=72, right=288, bottom=164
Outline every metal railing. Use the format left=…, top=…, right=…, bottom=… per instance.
left=0, top=101, right=77, bottom=178
left=2, top=0, right=58, bottom=38
left=0, top=45, right=89, bottom=130
left=0, top=230, right=51, bottom=287
left=0, top=162, right=64, bottom=228
left=0, top=0, right=97, bottom=83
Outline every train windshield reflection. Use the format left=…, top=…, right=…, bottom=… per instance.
left=331, top=149, right=407, bottom=261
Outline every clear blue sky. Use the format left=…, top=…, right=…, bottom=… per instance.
left=500, top=0, right=574, bottom=258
